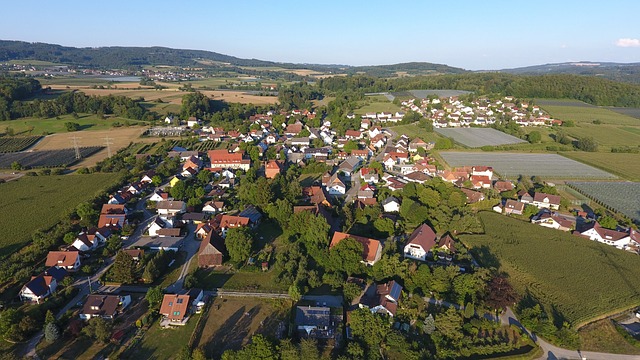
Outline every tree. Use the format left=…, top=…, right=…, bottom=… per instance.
left=151, top=175, right=162, bottom=186
left=64, top=122, right=80, bottom=132
left=598, top=215, right=618, bottom=230
left=225, top=227, right=253, bottom=263
left=146, top=286, right=164, bottom=310
left=423, top=314, right=435, bottom=334
left=577, top=136, right=598, bottom=152
left=527, top=131, right=541, bottom=143
left=327, top=237, right=365, bottom=276
left=221, top=334, right=277, bottom=360
left=288, top=284, right=302, bottom=302
left=343, top=282, right=364, bottom=303
left=45, top=310, right=56, bottom=325
left=523, top=204, right=539, bottom=219
left=44, top=322, right=60, bottom=343
left=112, top=251, right=136, bottom=284
left=435, top=307, right=463, bottom=343
left=10, top=161, right=22, bottom=171
left=76, top=202, right=98, bottom=226
left=82, top=317, right=112, bottom=343
left=170, top=180, right=188, bottom=200
left=191, top=348, right=208, bottom=360
left=464, top=302, right=475, bottom=319
left=349, top=308, right=389, bottom=360
left=485, top=276, right=518, bottom=310
left=344, top=140, right=359, bottom=153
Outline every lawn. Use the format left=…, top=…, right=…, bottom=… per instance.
left=561, top=152, right=640, bottom=181
left=4, top=113, right=146, bottom=135
left=460, top=212, right=640, bottom=327
left=193, top=297, right=291, bottom=359
left=389, top=123, right=443, bottom=143
left=0, top=173, right=119, bottom=257
left=196, top=268, right=288, bottom=292
left=578, top=319, right=640, bottom=354
left=126, top=313, right=201, bottom=360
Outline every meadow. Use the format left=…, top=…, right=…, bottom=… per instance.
left=389, top=123, right=443, bottom=143
left=561, top=152, right=640, bottom=181
left=0, top=173, right=119, bottom=256
left=439, top=151, right=617, bottom=179
left=354, top=95, right=402, bottom=115
left=460, top=212, right=640, bottom=327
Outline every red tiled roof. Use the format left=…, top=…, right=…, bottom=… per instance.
left=330, top=232, right=381, bottom=263
left=406, top=224, right=437, bottom=252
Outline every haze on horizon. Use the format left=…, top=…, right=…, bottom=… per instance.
left=1, top=0, right=639, bottom=70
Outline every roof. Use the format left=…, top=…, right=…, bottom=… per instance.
left=295, top=306, right=331, bottom=327
left=239, top=205, right=262, bottom=223
left=199, top=231, right=226, bottom=256
left=438, top=234, right=456, bottom=252
left=45, top=266, right=68, bottom=281
left=460, top=188, right=485, bottom=203
left=533, top=192, right=561, bottom=205
left=582, top=222, right=630, bottom=241
left=494, top=180, right=514, bottom=192
left=82, top=295, right=120, bottom=317
left=381, top=196, right=400, bottom=206
left=101, top=204, right=125, bottom=215
left=377, top=280, right=402, bottom=302
left=23, top=275, right=53, bottom=296
left=220, top=215, right=250, bottom=228
left=45, top=251, right=79, bottom=267
left=123, top=249, right=144, bottom=259
left=156, top=200, right=186, bottom=210
left=505, top=199, right=525, bottom=211
left=182, top=213, right=207, bottom=221
left=207, top=150, right=245, bottom=164
left=157, top=228, right=182, bottom=237
left=406, top=224, right=437, bottom=251
left=330, top=232, right=381, bottom=263
left=159, top=294, right=191, bottom=321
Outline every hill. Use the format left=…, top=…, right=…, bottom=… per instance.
left=347, top=61, right=468, bottom=76
left=500, top=61, right=640, bottom=84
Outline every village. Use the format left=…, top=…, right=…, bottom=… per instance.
left=15, top=94, right=640, bottom=359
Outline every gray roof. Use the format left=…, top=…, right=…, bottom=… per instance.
left=295, top=306, right=331, bottom=327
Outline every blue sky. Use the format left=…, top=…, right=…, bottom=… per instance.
left=1, top=0, right=639, bottom=70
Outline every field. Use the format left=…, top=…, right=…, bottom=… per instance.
left=561, top=152, right=640, bottom=181
left=193, top=297, right=291, bottom=359
left=577, top=319, right=640, bottom=354
left=439, top=151, right=617, bottom=179
left=0, top=147, right=103, bottom=168
left=0, top=173, right=118, bottom=257
left=0, top=136, right=42, bottom=152
left=567, top=181, right=640, bottom=222
left=354, top=95, right=402, bottom=115
left=460, top=212, right=640, bottom=327
left=560, top=124, right=640, bottom=149
left=435, top=128, right=527, bottom=147
left=126, top=313, right=201, bottom=360
left=3, top=113, right=146, bottom=135
left=389, top=123, right=443, bottom=143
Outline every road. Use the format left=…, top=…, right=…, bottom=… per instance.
left=165, top=224, right=200, bottom=293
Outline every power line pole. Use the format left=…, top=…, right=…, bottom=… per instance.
left=70, top=136, right=82, bottom=160
left=104, top=136, right=114, bottom=158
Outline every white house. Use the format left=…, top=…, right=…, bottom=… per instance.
left=148, top=217, right=169, bottom=237
left=533, top=192, right=561, bottom=210
left=579, top=222, right=631, bottom=249
left=381, top=197, right=401, bottom=213
left=20, top=268, right=66, bottom=303
left=326, top=174, right=346, bottom=195
left=403, top=224, right=437, bottom=261
left=156, top=200, right=186, bottom=217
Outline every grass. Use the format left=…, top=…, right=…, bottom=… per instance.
left=127, top=313, right=201, bottom=360
left=194, top=297, right=291, bottom=359
left=562, top=124, right=640, bottom=149
left=196, top=268, right=287, bottom=292
left=0, top=173, right=119, bottom=257
left=354, top=98, right=401, bottom=115
left=37, top=334, right=116, bottom=360
left=578, top=319, right=640, bottom=354
left=541, top=104, right=640, bottom=126
left=389, top=123, right=443, bottom=143
left=460, top=212, right=640, bottom=327
left=561, top=152, right=640, bottom=181
left=3, top=113, right=146, bottom=135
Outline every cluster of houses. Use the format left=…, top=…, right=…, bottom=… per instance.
left=397, top=95, right=563, bottom=128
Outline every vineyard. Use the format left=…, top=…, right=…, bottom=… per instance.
left=567, top=181, right=640, bottom=222
left=460, top=212, right=640, bottom=327
left=0, top=147, right=104, bottom=168
left=0, top=136, right=42, bottom=153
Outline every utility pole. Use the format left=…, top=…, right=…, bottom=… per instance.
left=104, top=136, right=114, bottom=158
left=87, top=276, right=92, bottom=294
left=70, top=136, right=81, bottom=160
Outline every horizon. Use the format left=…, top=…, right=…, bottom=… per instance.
left=1, top=0, right=639, bottom=70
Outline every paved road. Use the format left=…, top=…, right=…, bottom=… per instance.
left=165, top=224, right=199, bottom=293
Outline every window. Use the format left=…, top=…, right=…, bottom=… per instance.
left=173, top=311, right=180, bottom=316
left=177, top=299, right=183, bottom=304
left=168, top=302, right=173, bottom=306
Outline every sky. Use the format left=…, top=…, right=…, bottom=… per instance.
left=1, top=0, right=639, bottom=70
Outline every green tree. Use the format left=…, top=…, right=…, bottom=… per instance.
left=170, top=180, right=188, bottom=200
left=577, top=136, right=598, bottom=152
left=44, top=322, right=60, bottom=343
left=349, top=308, right=389, bottom=360
left=327, top=237, right=365, bottom=276
left=288, top=284, right=302, bottom=302
left=45, top=310, right=56, bottom=325
left=423, top=314, right=435, bottom=334
left=225, top=227, right=253, bottom=263
left=527, top=131, right=541, bottom=143
left=435, top=307, right=463, bottom=343
left=82, top=317, right=112, bottom=343
left=146, top=286, right=164, bottom=310
left=63, top=232, right=76, bottom=244
left=343, top=282, right=364, bottom=303
left=344, top=140, right=359, bottom=153
left=598, top=215, right=618, bottom=230
left=76, top=202, right=98, bottom=226
left=464, top=302, right=475, bottom=319
left=221, top=334, right=278, bottom=360
left=10, top=161, right=22, bottom=171
left=112, top=251, right=136, bottom=284
left=151, top=175, right=162, bottom=186
left=64, top=122, right=80, bottom=132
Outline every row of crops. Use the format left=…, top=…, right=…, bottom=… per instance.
left=567, top=181, right=640, bottom=222
left=0, top=136, right=43, bottom=153
left=0, top=147, right=104, bottom=168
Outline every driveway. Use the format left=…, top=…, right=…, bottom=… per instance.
left=165, top=224, right=200, bottom=293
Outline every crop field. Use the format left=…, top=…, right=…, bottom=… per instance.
left=460, top=212, right=640, bottom=327
left=561, top=124, right=640, bottom=148
left=0, top=173, right=118, bottom=256
left=4, top=113, right=146, bottom=135
left=435, top=128, right=527, bottom=147
left=0, top=147, right=103, bottom=168
left=389, top=124, right=443, bottom=143
left=194, top=298, right=291, bottom=359
left=439, top=151, right=617, bottom=179
left=0, top=136, right=42, bottom=152
left=608, top=107, right=640, bottom=119
left=561, top=152, right=640, bottom=181
left=540, top=104, right=639, bottom=126
left=567, top=181, right=640, bottom=222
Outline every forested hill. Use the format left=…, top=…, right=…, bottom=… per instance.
left=347, top=62, right=468, bottom=76
left=500, top=61, right=640, bottom=84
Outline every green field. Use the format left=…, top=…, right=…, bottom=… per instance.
left=126, top=313, right=201, bottom=360
left=0, top=173, right=119, bottom=256
left=389, top=123, right=443, bottom=143
left=3, top=113, right=146, bottom=135
left=562, top=124, right=640, bottom=148
left=354, top=96, right=402, bottom=115
left=562, top=152, right=640, bottom=181
left=460, top=212, right=640, bottom=328
left=541, top=104, right=640, bottom=126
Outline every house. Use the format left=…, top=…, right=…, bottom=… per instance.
left=494, top=180, right=514, bottom=192
left=169, top=176, right=182, bottom=188
left=358, top=280, right=402, bottom=317
left=123, top=249, right=144, bottom=261
left=359, top=168, right=378, bottom=183
left=132, top=236, right=184, bottom=252
left=357, top=184, right=375, bottom=199
left=338, top=156, right=361, bottom=179
left=295, top=306, right=337, bottom=339
left=303, top=186, right=331, bottom=207
left=45, top=251, right=81, bottom=271
left=438, top=234, right=456, bottom=254
left=351, top=149, right=370, bottom=161
left=533, top=192, right=561, bottom=210
left=519, top=191, right=534, bottom=204
left=531, top=211, right=575, bottom=231
left=330, top=232, right=382, bottom=265
left=471, top=166, right=494, bottom=178
left=98, top=204, right=127, bottom=229
left=157, top=228, right=182, bottom=237
left=207, top=150, right=251, bottom=171
left=80, top=294, right=131, bottom=320
left=381, top=197, right=401, bottom=213
left=470, top=175, right=492, bottom=189
left=19, top=267, right=66, bottom=303
left=504, top=200, right=525, bottom=215
left=150, top=190, right=170, bottom=202
left=71, top=232, right=98, bottom=252
left=239, top=205, right=262, bottom=227
left=182, top=213, right=207, bottom=224
left=404, top=171, right=431, bottom=184
left=187, top=117, right=200, bottom=128
left=148, top=217, right=169, bottom=236
left=326, top=173, right=347, bottom=196
left=156, top=201, right=186, bottom=216
left=290, top=137, right=310, bottom=147
left=219, top=215, right=250, bottom=235
left=408, top=138, right=429, bottom=153
left=265, top=160, right=283, bottom=179
left=460, top=188, right=485, bottom=204
left=403, top=224, right=437, bottom=261
left=202, top=201, right=225, bottom=214
left=198, top=231, right=226, bottom=267
left=345, top=130, right=363, bottom=140
left=159, top=293, right=192, bottom=325
left=578, top=222, right=631, bottom=249
left=285, top=123, right=303, bottom=136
